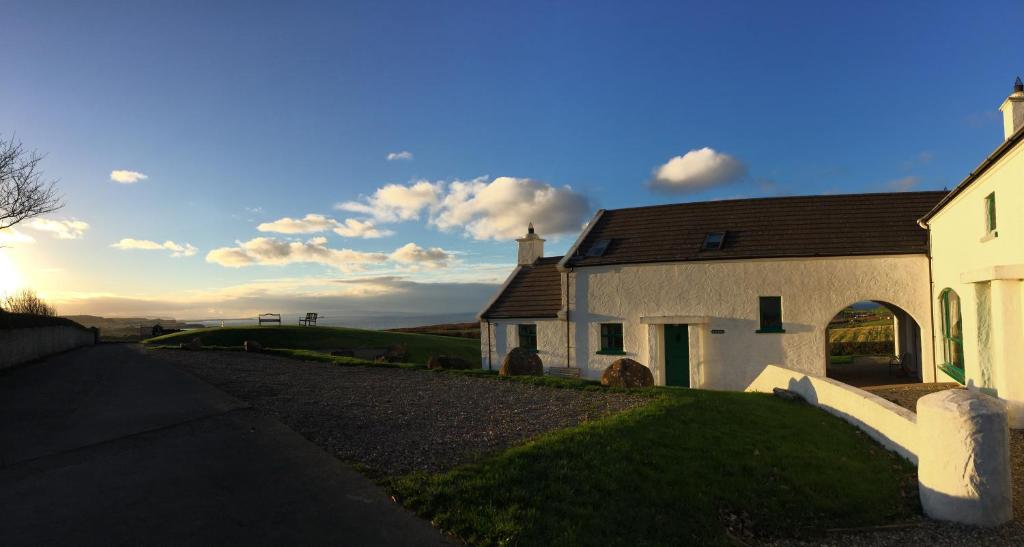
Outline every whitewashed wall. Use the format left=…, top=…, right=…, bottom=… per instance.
left=569, top=255, right=934, bottom=389
left=0, top=326, right=97, bottom=368
left=479, top=319, right=567, bottom=370
left=928, top=140, right=1024, bottom=426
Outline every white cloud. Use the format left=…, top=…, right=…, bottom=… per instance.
left=333, top=218, right=393, bottom=239
left=337, top=176, right=590, bottom=240
left=650, top=147, right=747, bottom=192
left=257, top=214, right=339, bottom=234
left=25, top=218, right=90, bottom=239
left=110, top=170, right=148, bottom=184
left=389, top=243, right=452, bottom=269
left=206, top=236, right=390, bottom=272
left=0, top=228, right=35, bottom=245
left=386, top=150, right=414, bottom=161
left=205, top=237, right=453, bottom=272
left=257, top=214, right=393, bottom=239
left=336, top=180, right=444, bottom=223
left=111, top=238, right=198, bottom=257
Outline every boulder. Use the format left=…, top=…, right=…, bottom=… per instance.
left=180, top=337, right=202, bottom=351
left=772, top=387, right=804, bottom=402
left=600, top=358, right=653, bottom=388
left=500, top=347, right=543, bottom=377
left=243, top=340, right=263, bottom=352
left=427, top=355, right=475, bottom=370
left=379, top=344, right=410, bottom=363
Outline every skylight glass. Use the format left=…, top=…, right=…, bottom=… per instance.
left=586, top=238, right=612, bottom=257
left=701, top=231, right=726, bottom=251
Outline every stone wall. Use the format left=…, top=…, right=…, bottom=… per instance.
left=0, top=326, right=96, bottom=369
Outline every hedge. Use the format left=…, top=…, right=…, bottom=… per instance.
left=0, top=311, right=87, bottom=331
left=829, top=341, right=896, bottom=356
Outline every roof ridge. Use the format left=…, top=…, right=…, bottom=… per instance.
left=605, top=190, right=949, bottom=214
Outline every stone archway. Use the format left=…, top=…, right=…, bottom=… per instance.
left=824, top=300, right=923, bottom=388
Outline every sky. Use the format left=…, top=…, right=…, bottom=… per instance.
left=1, top=0, right=1021, bottom=324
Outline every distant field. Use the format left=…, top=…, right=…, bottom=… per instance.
left=387, top=322, right=480, bottom=340
left=144, top=325, right=480, bottom=364
left=64, top=315, right=197, bottom=341
left=828, top=325, right=894, bottom=343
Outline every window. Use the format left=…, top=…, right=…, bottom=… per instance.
left=985, top=192, right=997, bottom=235
left=517, top=324, right=537, bottom=351
left=701, top=231, right=726, bottom=251
left=939, top=289, right=965, bottom=383
left=599, top=323, right=624, bottom=354
left=587, top=239, right=612, bottom=257
left=757, top=296, right=784, bottom=333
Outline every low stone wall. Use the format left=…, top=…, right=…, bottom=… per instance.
left=0, top=326, right=96, bottom=369
left=747, top=365, right=1012, bottom=527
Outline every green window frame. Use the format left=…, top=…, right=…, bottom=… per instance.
left=985, top=192, right=997, bottom=235
left=598, top=323, right=625, bottom=354
left=517, top=324, right=537, bottom=351
left=757, top=296, right=785, bottom=333
left=939, top=288, right=965, bottom=383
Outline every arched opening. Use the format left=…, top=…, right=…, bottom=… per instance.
left=825, top=300, right=922, bottom=388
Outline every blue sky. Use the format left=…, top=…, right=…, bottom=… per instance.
left=1, top=0, right=1021, bottom=322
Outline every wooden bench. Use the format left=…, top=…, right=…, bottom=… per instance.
left=546, top=366, right=581, bottom=379
left=258, top=313, right=281, bottom=326
left=299, top=312, right=318, bottom=326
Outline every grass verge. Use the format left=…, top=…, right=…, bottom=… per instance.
left=388, top=389, right=919, bottom=545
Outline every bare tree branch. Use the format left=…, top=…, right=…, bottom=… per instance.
left=0, top=135, right=64, bottom=231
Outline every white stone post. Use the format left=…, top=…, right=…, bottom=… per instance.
left=917, top=389, right=1013, bottom=526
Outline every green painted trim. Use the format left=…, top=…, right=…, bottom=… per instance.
left=596, top=350, right=627, bottom=355
left=939, top=362, right=965, bottom=385
left=755, top=328, right=786, bottom=334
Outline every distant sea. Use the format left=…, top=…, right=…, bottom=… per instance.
left=190, top=312, right=478, bottom=330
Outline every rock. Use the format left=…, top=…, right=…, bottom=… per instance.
left=427, top=355, right=475, bottom=370
left=772, top=387, right=804, bottom=402
left=500, top=347, right=543, bottom=377
left=600, top=358, right=654, bottom=388
left=181, top=337, right=202, bottom=351
left=244, top=340, right=262, bottom=352
left=330, top=349, right=355, bottom=357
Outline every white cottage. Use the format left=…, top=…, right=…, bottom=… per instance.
left=480, top=192, right=945, bottom=390
left=918, top=78, right=1024, bottom=427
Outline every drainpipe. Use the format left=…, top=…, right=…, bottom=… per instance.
left=926, top=228, right=938, bottom=383
left=564, top=267, right=572, bottom=367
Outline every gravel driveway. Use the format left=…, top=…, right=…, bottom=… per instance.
left=151, top=349, right=649, bottom=476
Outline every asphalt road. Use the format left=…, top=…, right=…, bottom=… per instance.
left=0, top=344, right=448, bottom=546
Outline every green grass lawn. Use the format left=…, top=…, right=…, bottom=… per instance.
left=389, top=389, right=918, bottom=546
left=143, top=325, right=480, bottom=364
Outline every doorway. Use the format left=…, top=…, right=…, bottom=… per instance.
left=664, top=324, right=689, bottom=387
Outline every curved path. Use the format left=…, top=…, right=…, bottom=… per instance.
left=0, top=344, right=448, bottom=546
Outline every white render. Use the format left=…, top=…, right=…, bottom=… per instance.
left=917, top=389, right=1013, bottom=526
left=924, top=125, right=1024, bottom=427
left=566, top=255, right=933, bottom=390
left=480, top=319, right=566, bottom=372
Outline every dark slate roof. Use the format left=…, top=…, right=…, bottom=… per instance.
left=920, top=122, right=1024, bottom=223
left=566, top=191, right=948, bottom=268
left=481, top=256, right=563, bottom=319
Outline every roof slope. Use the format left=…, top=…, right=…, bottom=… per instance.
left=567, top=191, right=947, bottom=268
left=481, top=256, right=563, bottom=319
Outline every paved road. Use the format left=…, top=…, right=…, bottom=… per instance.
left=0, top=344, right=448, bottom=546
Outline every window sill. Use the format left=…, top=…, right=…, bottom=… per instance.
left=939, top=362, right=965, bottom=385
left=755, top=328, right=786, bottom=334
left=980, top=231, right=998, bottom=243
left=596, top=350, right=626, bottom=356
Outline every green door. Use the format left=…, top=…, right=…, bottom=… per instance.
left=664, top=324, right=689, bottom=387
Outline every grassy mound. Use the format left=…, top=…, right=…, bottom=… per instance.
left=389, top=390, right=918, bottom=545
left=144, top=325, right=479, bottom=364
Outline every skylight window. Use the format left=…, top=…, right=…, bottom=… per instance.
left=586, top=238, right=612, bottom=257
left=701, top=231, right=726, bottom=251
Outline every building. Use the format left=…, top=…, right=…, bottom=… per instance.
left=480, top=80, right=1023, bottom=424
left=481, top=193, right=945, bottom=391
left=918, top=78, right=1024, bottom=428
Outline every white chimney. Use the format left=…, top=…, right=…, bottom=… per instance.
left=516, top=222, right=545, bottom=265
left=999, top=77, right=1024, bottom=140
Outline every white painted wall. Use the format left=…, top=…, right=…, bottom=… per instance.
left=479, top=319, right=567, bottom=370
left=927, top=140, right=1024, bottom=426
left=0, top=326, right=97, bottom=368
left=570, top=255, right=934, bottom=389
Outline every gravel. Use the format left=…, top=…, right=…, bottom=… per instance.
left=152, top=349, right=650, bottom=476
